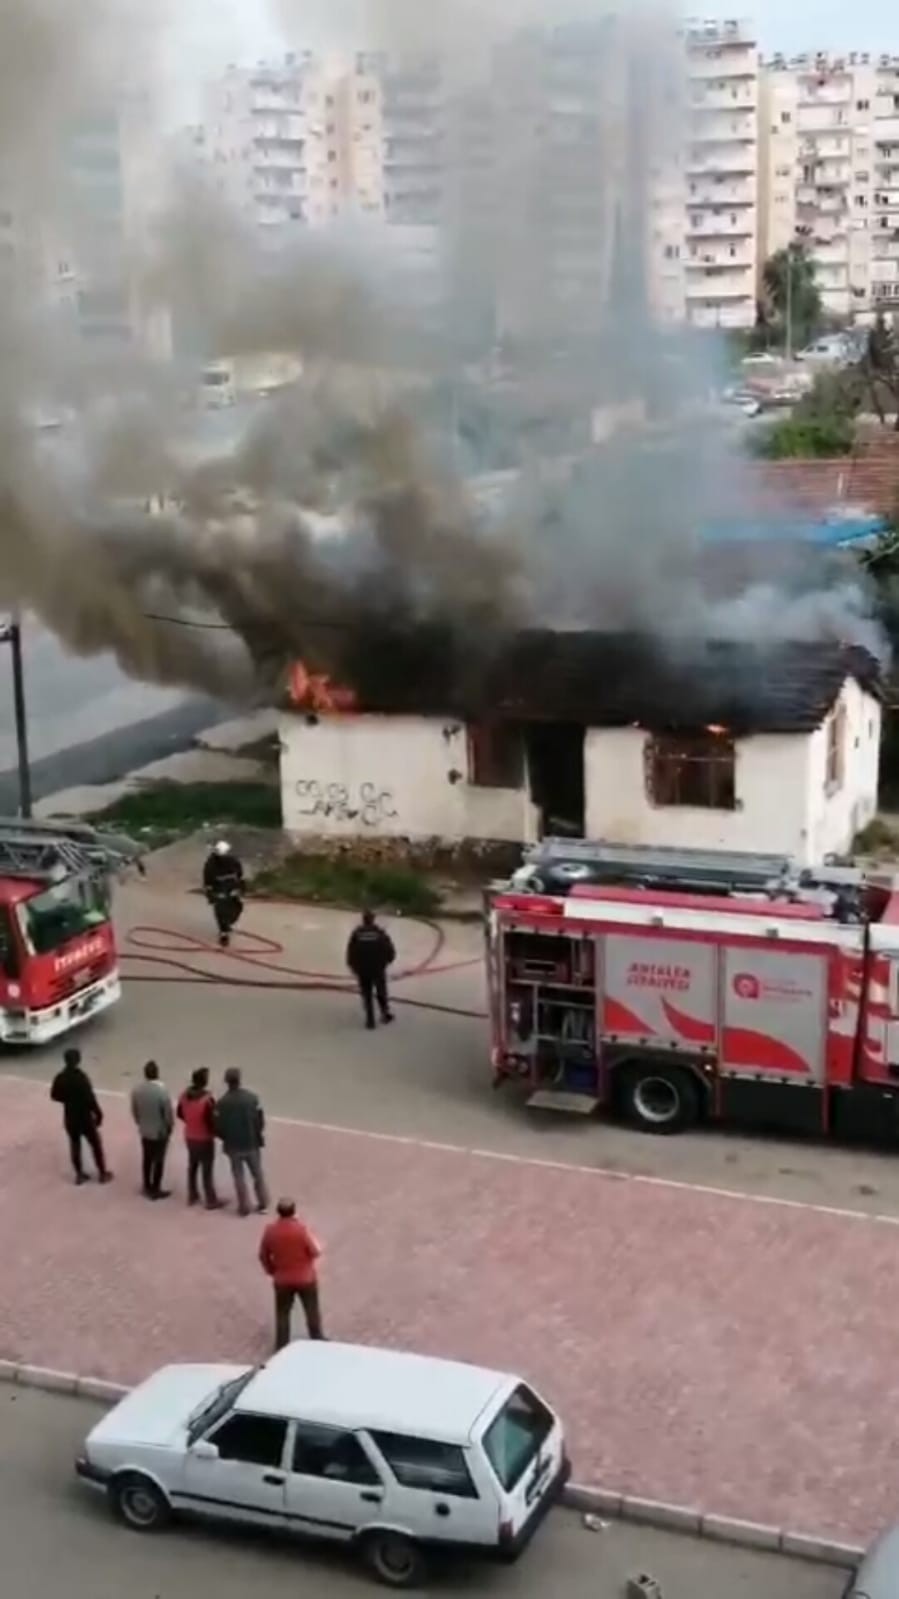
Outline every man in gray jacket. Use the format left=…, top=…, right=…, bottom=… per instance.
left=130, top=1060, right=174, bottom=1200
left=215, top=1067, right=270, bottom=1217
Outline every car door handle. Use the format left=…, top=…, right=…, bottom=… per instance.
left=263, top=1473, right=286, bottom=1486
left=360, top=1490, right=383, bottom=1503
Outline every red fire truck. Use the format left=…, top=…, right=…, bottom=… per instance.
left=0, top=818, right=142, bottom=1046
left=487, top=841, right=899, bottom=1142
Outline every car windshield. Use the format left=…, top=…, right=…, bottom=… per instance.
left=187, top=1369, right=255, bottom=1444
left=18, top=875, right=109, bottom=955
left=482, top=1384, right=554, bottom=1493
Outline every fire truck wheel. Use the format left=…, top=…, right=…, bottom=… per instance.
left=620, top=1064, right=701, bottom=1134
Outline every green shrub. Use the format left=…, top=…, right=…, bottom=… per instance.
left=251, top=853, right=441, bottom=917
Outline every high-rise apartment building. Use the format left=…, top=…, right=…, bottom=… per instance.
left=759, top=52, right=899, bottom=321
left=680, top=18, right=759, bottom=329
left=199, top=53, right=384, bottom=234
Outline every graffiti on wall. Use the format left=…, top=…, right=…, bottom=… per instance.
left=294, top=778, right=398, bottom=828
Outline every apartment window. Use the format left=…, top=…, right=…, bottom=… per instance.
left=781, top=111, right=792, bottom=124
left=856, top=193, right=868, bottom=207
left=467, top=724, right=523, bottom=789
left=826, top=704, right=845, bottom=791
left=645, top=732, right=736, bottom=810
left=327, top=150, right=336, bottom=162
left=857, top=99, right=870, bottom=111
left=664, top=243, right=679, bottom=259
left=856, top=172, right=870, bottom=182
left=358, top=90, right=373, bottom=104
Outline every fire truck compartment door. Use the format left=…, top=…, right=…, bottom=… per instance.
left=601, top=935, right=716, bottom=1051
left=721, top=948, right=827, bottom=1083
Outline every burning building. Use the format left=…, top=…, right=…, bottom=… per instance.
left=278, top=630, right=883, bottom=865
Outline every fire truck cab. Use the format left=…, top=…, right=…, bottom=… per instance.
left=0, top=818, right=141, bottom=1047
left=486, top=840, right=899, bottom=1143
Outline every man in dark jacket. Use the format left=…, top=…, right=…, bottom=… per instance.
left=215, top=1067, right=270, bottom=1216
left=346, top=910, right=395, bottom=1030
left=50, top=1047, right=112, bottom=1185
left=203, top=840, right=245, bottom=948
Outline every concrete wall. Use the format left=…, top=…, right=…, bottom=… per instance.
left=279, top=712, right=540, bottom=843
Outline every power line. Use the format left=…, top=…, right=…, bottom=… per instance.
left=141, top=609, right=357, bottom=634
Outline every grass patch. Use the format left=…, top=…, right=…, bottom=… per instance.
left=251, top=852, right=441, bottom=917
left=853, top=816, right=899, bottom=855
left=93, top=780, right=281, bottom=844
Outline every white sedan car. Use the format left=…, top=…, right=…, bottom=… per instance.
left=75, top=1341, right=569, bottom=1589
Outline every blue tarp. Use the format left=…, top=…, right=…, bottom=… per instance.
left=699, top=514, right=886, bottom=548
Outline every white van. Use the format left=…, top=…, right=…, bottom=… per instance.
left=75, top=1341, right=570, bottom=1588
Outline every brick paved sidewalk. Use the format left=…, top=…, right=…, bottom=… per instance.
left=1, top=1074, right=897, bottom=1544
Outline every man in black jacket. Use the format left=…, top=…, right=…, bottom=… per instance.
left=50, top=1047, right=112, bottom=1185
left=203, top=840, right=245, bottom=947
left=346, top=910, right=396, bottom=1030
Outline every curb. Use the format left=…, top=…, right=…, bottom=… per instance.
left=0, top=1364, right=863, bottom=1572
left=563, top=1482, right=863, bottom=1570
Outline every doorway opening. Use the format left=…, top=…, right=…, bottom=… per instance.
left=526, top=723, right=585, bottom=838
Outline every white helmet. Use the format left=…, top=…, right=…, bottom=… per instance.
left=214, top=840, right=231, bottom=856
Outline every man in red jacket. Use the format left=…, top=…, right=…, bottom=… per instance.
left=258, top=1198, right=324, bottom=1350
left=176, top=1067, right=223, bottom=1209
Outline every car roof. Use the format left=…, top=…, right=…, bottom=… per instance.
left=850, top=1522, right=899, bottom=1596
left=237, top=1342, right=513, bottom=1444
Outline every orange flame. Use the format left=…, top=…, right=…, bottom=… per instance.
left=288, top=660, right=357, bottom=715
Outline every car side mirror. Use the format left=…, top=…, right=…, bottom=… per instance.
left=191, top=1440, right=219, bottom=1461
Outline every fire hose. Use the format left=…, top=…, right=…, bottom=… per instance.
left=121, top=922, right=489, bottom=1021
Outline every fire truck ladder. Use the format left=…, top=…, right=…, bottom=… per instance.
left=519, top=839, right=798, bottom=898
left=0, top=818, right=145, bottom=884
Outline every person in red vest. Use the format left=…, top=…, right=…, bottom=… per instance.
left=258, top=1198, right=324, bottom=1350
left=176, top=1067, right=223, bottom=1209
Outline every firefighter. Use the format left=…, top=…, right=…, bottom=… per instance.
left=346, top=909, right=396, bottom=1030
left=203, top=839, right=245, bottom=948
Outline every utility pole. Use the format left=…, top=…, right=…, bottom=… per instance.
left=785, top=243, right=794, bottom=362
left=0, top=612, right=32, bottom=819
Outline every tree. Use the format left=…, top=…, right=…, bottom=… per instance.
left=751, top=367, right=862, bottom=459
left=759, top=243, right=823, bottom=353
left=861, top=310, right=899, bottom=431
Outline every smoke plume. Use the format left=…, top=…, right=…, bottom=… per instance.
left=0, top=0, right=885, bottom=718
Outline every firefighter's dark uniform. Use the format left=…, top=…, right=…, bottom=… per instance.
left=203, top=851, right=245, bottom=945
left=346, top=916, right=396, bottom=1029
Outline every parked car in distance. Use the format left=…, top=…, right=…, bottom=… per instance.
left=75, top=1341, right=569, bottom=1589
left=844, top=1522, right=899, bottom=1597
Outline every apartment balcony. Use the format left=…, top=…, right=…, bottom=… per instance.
left=687, top=179, right=754, bottom=205
left=687, top=218, right=754, bottom=238
left=690, top=89, right=756, bottom=112
left=253, top=140, right=304, bottom=166
left=689, top=120, right=756, bottom=143
left=874, top=115, right=899, bottom=143
left=686, top=254, right=755, bottom=273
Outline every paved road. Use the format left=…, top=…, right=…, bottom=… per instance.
left=0, top=618, right=222, bottom=807
left=0, top=1388, right=844, bottom=1599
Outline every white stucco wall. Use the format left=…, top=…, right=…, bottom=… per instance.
left=583, top=681, right=881, bottom=865
left=805, top=679, right=881, bottom=861
left=279, top=712, right=540, bottom=843
left=583, top=726, right=814, bottom=859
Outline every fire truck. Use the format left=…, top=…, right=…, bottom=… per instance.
left=486, top=840, right=899, bottom=1143
left=0, top=818, right=142, bottom=1046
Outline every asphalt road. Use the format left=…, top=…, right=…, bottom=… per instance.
left=0, top=1388, right=845, bottom=1599
left=0, top=619, right=222, bottom=808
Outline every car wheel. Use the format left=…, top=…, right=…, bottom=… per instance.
left=620, top=1064, right=700, bottom=1135
left=109, top=1472, right=170, bottom=1531
left=360, top=1530, right=427, bottom=1588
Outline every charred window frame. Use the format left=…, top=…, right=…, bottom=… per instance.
left=645, top=730, right=736, bottom=810
left=467, top=722, right=524, bottom=789
left=826, top=703, right=846, bottom=792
